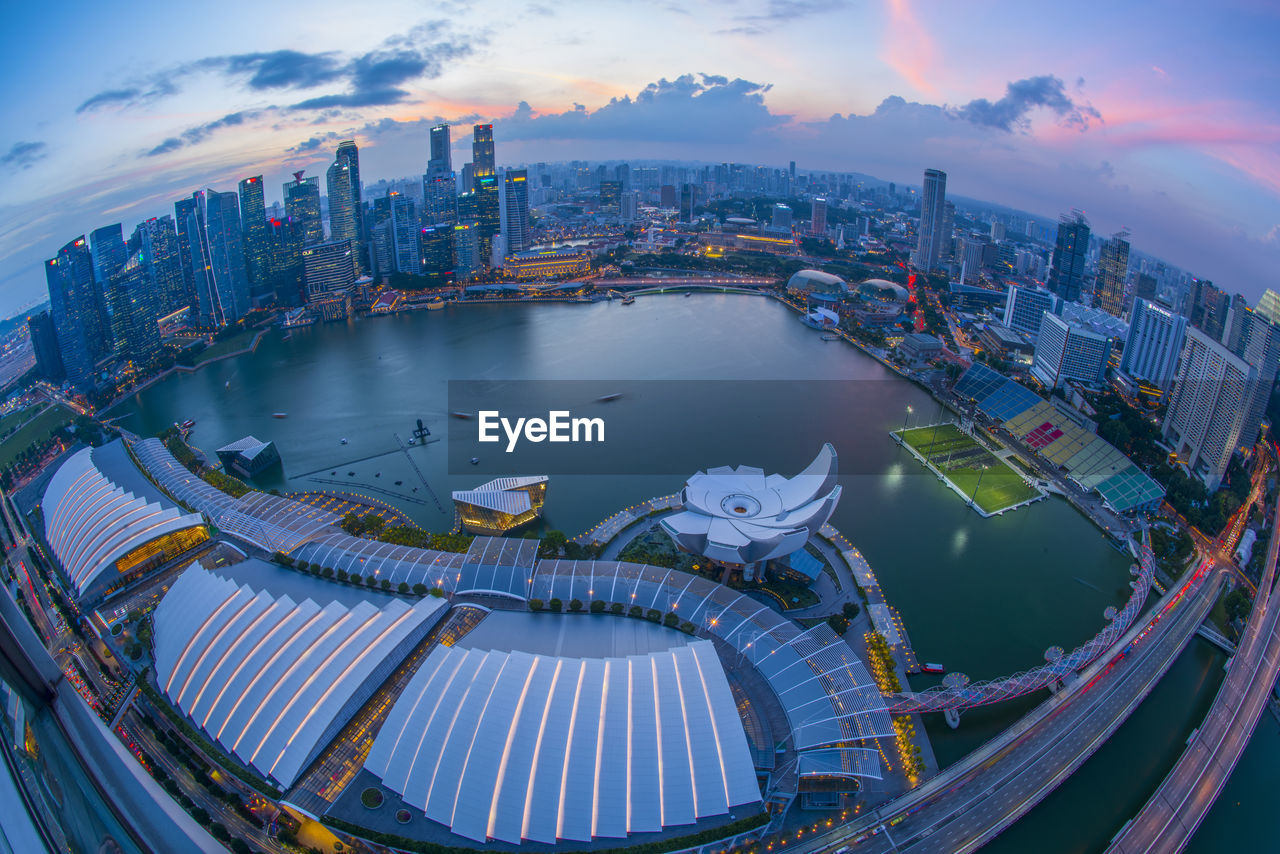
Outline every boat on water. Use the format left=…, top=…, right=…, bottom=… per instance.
left=469, top=457, right=480, bottom=465
left=921, top=663, right=946, bottom=674
left=426, top=298, right=445, bottom=311
left=684, top=291, right=692, bottom=297
left=180, top=419, right=195, bottom=429
left=407, top=437, right=415, bottom=445
left=596, top=393, right=623, bottom=402
left=272, top=412, right=288, bottom=419
left=451, top=411, right=473, bottom=419
left=821, top=333, right=842, bottom=341
left=340, top=437, right=349, bottom=445
left=621, top=295, right=636, bottom=305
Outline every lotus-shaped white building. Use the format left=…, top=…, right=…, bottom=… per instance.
left=661, top=444, right=842, bottom=566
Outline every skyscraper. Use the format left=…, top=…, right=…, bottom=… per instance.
left=1162, top=326, right=1257, bottom=488
left=1003, top=285, right=1060, bottom=337
left=173, top=196, right=199, bottom=311
left=133, top=216, right=186, bottom=318
left=912, top=168, right=947, bottom=271
left=89, top=224, right=127, bottom=288
left=1031, top=312, right=1110, bottom=389
left=1241, top=311, right=1280, bottom=449
left=182, top=190, right=250, bottom=327
left=419, top=224, right=454, bottom=288
left=599, top=180, right=622, bottom=209
left=372, top=193, right=420, bottom=276
left=107, top=251, right=162, bottom=369
left=1256, top=288, right=1280, bottom=324
left=429, top=124, right=452, bottom=175
left=326, top=156, right=359, bottom=275
left=238, top=176, right=272, bottom=305
left=302, top=240, right=356, bottom=301
left=939, top=201, right=956, bottom=263
left=284, top=173, right=323, bottom=245
left=266, top=216, right=305, bottom=305
left=809, top=197, right=828, bottom=237
left=503, top=169, right=531, bottom=253
left=771, top=204, right=793, bottom=232
left=1047, top=212, right=1090, bottom=303
left=335, top=141, right=366, bottom=272
left=1095, top=230, right=1130, bottom=317
left=45, top=237, right=105, bottom=390
left=27, top=311, right=64, bottom=383
left=471, top=124, right=500, bottom=259
left=1120, top=298, right=1187, bottom=392
left=453, top=221, right=481, bottom=282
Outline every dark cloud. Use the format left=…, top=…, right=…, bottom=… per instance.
left=950, top=75, right=1101, bottom=133
left=726, top=0, right=847, bottom=34
left=0, top=141, right=48, bottom=169
left=144, top=112, right=259, bottom=157
left=78, top=20, right=480, bottom=116
left=285, top=132, right=341, bottom=154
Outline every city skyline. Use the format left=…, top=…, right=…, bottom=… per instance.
left=1, top=0, right=1278, bottom=317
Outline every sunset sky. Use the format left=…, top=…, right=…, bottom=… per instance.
left=1, top=0, right=1277, bottom=316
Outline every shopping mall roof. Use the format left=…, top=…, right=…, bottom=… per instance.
left=153, top=565, right=447, bottom=788
left=364, top=640, right=759, bottom=844
left=41, top=445, right=205, bottom=598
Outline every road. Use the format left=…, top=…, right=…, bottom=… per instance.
left=792, top=555, right=1225, bottom=854
left=1107, top=470, right=1280, bottom=853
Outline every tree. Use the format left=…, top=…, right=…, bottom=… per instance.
left=629, top=605, right=643, bottom=618
left=827, top=614, right=850, bottom=635
left=321, top=567, right=334, bottom=579
left=363, top=514, right=386, bottom=537
left=380, top=578, right=391, bottom=591
left=610, top=602, right=624, bottom=615
left=412, top=583, right=427, bottom=596
left=663, top=612, right=679, bottom=628
left=398, top=581, right=410, bottom=594
left=590, top=600, right=606, bottom=613
left=209, top=823, right=231, bottom=842
left=230, top=840, right=252, bottom=854
left=539, top=530, right=568, bottom=558
left=569, top=598, right=584, bottom=612
left=529, top=598, right=545, bottom=612
left=842, top=602, right=860, bottom=619
left=340, top=512, right=365, bottom=536
left=645, top=608, right=662, bottom=623
left=366, top=575, right=379, bottom=587
left=549, top=598, right=563, bottom=613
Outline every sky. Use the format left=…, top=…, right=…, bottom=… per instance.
left=1, top=0, right=1278, bottom=318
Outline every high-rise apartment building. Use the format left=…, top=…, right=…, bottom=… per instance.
left=911, top=168, right=947, bottom=271
left=1031, top=312, right=1110, bottom=389
left=45, top=237, right=106, bottom=390
left=1095, top=230, right=1130, bottom=317
left=1003, top=285, right=1060, bottom=337
left=1047, top=212, right=1090, bottom=303
left=238, top=176, right=272, bottom=305
left=1120, top=298, right=1187, bottom=392
left=27, top=311, right=64, bottom=383
left=809, top=197, right=828, bottom=237
left=284, top=173, right=323, bottom=245
left=1162, top=326, right=1257, bottom=488
left=503, top=170, right=531, bottom=253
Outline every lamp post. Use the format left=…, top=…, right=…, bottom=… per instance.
left=900, top=405, right=913, bottom=443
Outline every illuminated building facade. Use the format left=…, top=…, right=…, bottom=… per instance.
left=452, top=475, right=548, bottom=534
left=503, top=248, right=590, bottom=281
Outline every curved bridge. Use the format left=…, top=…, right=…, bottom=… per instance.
left=887, top=536, right=1156, bottom=714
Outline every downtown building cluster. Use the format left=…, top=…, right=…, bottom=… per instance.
left=911, top=167, right=1280, bottom=490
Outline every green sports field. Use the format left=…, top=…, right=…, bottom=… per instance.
left=898, top=422, right=1040, bottom=514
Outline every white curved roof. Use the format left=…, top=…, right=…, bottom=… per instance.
left=42, top=447, right=205, bottom=597
left=661, top=444, right=842, bottom=564
left=153, top=566, right=447, bottom=787
left=365, top=639, right=759, bottom=844
left=858, top=278, right=910, bottom=300
left=787, top=269, right=847, bottom=293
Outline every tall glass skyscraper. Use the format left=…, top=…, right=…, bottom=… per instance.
left=1048, top=212, right=1090, bottom=303
left=133, top=216, right=186, bottom=318
left=284, top=172, right=323, bottom=245
left=471, top=124, right=500, bottom=260
left=429, top=124, right=452, bottom=174
left=502, top=169, right=531, bottom=253
left=335, top=141, right=365, bottom=271
left=1095, top=230, right=1130, bottom=317
left=45, top=237, right=105, bottom=390
left=107, top=251, right=162, bottom=369
left=912, top=168, right=947, bottom=271
left=182, top=190, right=250, bottom=327
left=238, top=176, right=272, bottom=304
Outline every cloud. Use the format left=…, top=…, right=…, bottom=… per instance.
left=144, top=111, right=260, bottom=157
left=77, top=20, right=481, bottom=115
left=0, top=141, right=48, bottom=170
left=950, top=75, right=1101, bottom=133
left=725, top=0, right=847, bottom=35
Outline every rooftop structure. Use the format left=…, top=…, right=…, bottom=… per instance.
left=215, top=436, right=280, bottom=479
left=661, top=444, right=841, bottom=567
left=451, top=475, right=548, bottom=534
left=786, top=269, right=848, bottom=296
left=364, top=640, right=759, bottom=843
left=152, top=565, right=447, bottom=788
left=855, top=278, right=910, bottom=302
left=41, top=444, right=207, bottom=601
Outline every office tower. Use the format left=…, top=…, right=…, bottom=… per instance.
left=958, top=237, right=989, bottom=284
left=789, top=161, right=796, bottom=182
left=1003, top=285, right=1060, bottom=337
left=939, top=201, right=956, bottom=262
left=182, top=190, right=250, bottom=327
left=1131, top=273, right=1157, bottom=310
left=132, top=216, right=186, bottom=318
left=1120, top=298, right=1187, bottom=391
left=302, top=239, right=356, bottom=300
left=912, top=168, right=947, bottom=271
left=89, top=224, right=127, bottom=287
left=989, top=221, right=1006, bottom=242
left=1095, top=230, right=1130, bottom=317
left=616, top=163, right=630, bottom=189
left=1198, top=284, right=1229, bottom=340
left=453, top=221, right=481, bottom=282
left=419, top=224, right=454, bottom=288
left=1031, top=312, right=1110, bottom=389
left=335, top=140, right=366, bottom=271
left=660, top=185, right=677, bottom=208
left=1047, top=212, right=1090, bottom=302
left=1256, top=288, right=1280, bottom=324
left=1162, top=327, right=1257, bottom=488
left=372, top=193, right=420, bottom=276
left=771, top=203, right=793, bottom=231
left=238, top=176, right=272, bottom=304
left=809, top=198, right=828, bottom=237
left=471, top=124, right=500, bottom=260
left=266, top=216, right=305, bottom=305
left=284, top=172, right=323, bottom=245
left=503, top=169, right=531, bottom=253
left=429, top=124, right=452, bottom=174
left=173, top=196, right=199, bottom=311
left=107, top=251, right=162, bottom=368
left=45, top=237, right=105, bottom=389
left=599, top=180, right=622, bottom=209
left=1222, top=294, right=1252, bottom=356
left=621, top=191, right=640, bottom=223
left=326, top=157, right=359, bottom=275
left=1241, top=311, right=1280, bottom=448
left=460, top=162, right=476, bottom=194
left=27, top=311, right=64, bottom=382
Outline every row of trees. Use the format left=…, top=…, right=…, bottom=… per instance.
left=272, top=552, right=445, bottom=597
left=528, top=597, right=698, bottom=634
